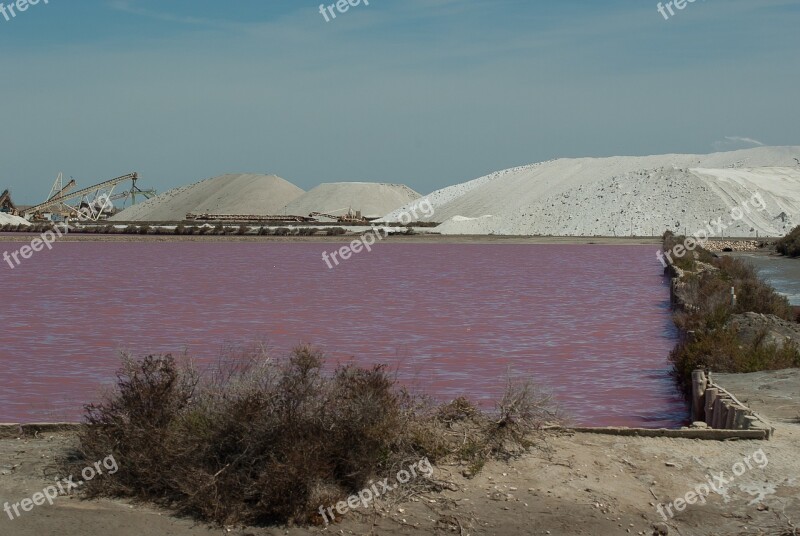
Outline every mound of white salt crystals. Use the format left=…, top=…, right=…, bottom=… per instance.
left=111, top=174, right=305, bottom=222
left=283, top=182, right=420, bottom=220
left=0, top=213, right=32, bottom=226
left=382, top=147, right=800, bottom=237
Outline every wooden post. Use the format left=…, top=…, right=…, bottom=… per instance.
left=724, top=403, right=738, bottom=429
left=704, top=388, right=718, bottom=426
left=733, top=407, right=750, bottom=430
left=712, top=397, right=727, bottom=429
left=743, top=415, right=759, bottom=430
left=691, top=370, right=706, bottom=422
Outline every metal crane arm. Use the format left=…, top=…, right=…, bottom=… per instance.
left=49, top=179, right=77, bottom=200
left=22, top=173, right=138, bottom=216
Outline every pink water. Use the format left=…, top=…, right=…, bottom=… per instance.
left=0, top=240, right=687, bottom=426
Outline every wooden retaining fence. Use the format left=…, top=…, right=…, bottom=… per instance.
left=691, top=369, right=774, bottom=438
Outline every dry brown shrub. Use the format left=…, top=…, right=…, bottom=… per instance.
left=64, top=346, right=562, bottom=526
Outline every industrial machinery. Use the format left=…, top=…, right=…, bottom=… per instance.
left=22, top=172, right=156, bottom=222
left=309, top=208, right=368, bottom=223
left=46, top=173, right=77, bottom=202
left=185, top=213, right=314, bottom=223
left=0, top=189, right=16, bottom=215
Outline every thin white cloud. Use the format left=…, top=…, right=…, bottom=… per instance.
left=107, top=0, right=231, bottom=28
left=713, top=136, right=766, bottom=151
left=725, top=136, right=764, bottom=146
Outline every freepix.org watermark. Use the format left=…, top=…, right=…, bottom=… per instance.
left=321, top=198, right=434, bottom=269
left=655, top=449, right=768, bottom=521
left=319, top=0, right=369, bottom=23
left=657, top=0, right=700, bottom=21
left=657, top=191, right=766, bottom=267
left=318, top=457, right=433, bottom=525
left=1, top=0, right=49, bottom=23
left=4, top=455, right=118, bottom=521
left=3, top=223, right=69, bottom=270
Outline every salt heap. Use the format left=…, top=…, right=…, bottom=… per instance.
left=282, top=182, right=420, bottom=219
left=0, top=213, right=31, bottom=226
left=111, top=174, right=305, bottom=222
left=381, top=147, right=800, bottom=237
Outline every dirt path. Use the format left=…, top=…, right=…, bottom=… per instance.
left=2, top=420, right=797, bottom=536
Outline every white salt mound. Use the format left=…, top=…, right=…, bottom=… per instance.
left=283, top=182, right=420, bottom=219
left=0, top=213, right=32, bottom=226
left=111, top=174, right=305, bottom=222
left=435, top=215, right=500, bottom=235
left=382, top=146, right=800, bottom=237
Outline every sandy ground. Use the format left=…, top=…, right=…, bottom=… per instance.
left=714, top=369, right=800, bottom=428
left=2, top=371, right=798, bottom=536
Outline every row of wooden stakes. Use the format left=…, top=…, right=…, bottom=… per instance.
left=691, top=370, right=773, bottom=437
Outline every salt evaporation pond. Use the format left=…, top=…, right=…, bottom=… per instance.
left=733, top=252, right=800, bottom=306
left=0, top=241, right=687, bottom=426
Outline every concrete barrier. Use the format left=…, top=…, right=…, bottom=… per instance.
left=553, top=426, right=769, bottom=440
left=2, top=421, right=769, bottom=442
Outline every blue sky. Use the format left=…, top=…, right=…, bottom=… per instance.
left=1, top=0, right=798, bottom=203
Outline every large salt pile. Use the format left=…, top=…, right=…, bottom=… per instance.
left=382, top=147, right=800, bottom=237
left=0, top=213, right=32, bottom=226
left=111, top=174, right=305, bottom=222
left=282, top=182, right=420, bottom=219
